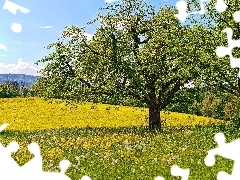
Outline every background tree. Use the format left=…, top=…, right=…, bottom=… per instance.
left=224, top=94, right=240, bottom=126
left=200, top=90, right=222, bottom=118
left=186, top=0, right=240, bottom=98
left=165, top=85, right=203, bottom=116
left=35, top=0, right=209, bottom=130
left=0, top=81, right=21, bottom=98
left=180, top=0, right=240, bottom=125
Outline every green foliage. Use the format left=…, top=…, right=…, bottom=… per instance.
left=28, top=77, right=50, bottom=98
left=188, top=0, right=240, bottom=99
left=224, top=95, right=240, bottom=126
left=34, top=0, right=210, bottom=130
left=171, top=0, right=239, bottom=122
left=21, top=87, right=30, bottom=98
left=0, top=81, right=32, bottom=98
left=165, top=85, right=238, bottom=121
left=0, top=125, right=238, bottom=179
left=197, top=89, right=239, bottom=121
left=165, top=86, right=203, bottom=116
left=0, top=97, right=234, bottom=179
left=0, top=83, right=21, bottom=98
left=200, top=90, right=223, bottom=119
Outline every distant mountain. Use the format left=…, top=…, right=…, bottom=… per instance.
left=0, top=74, right=40, bottom=87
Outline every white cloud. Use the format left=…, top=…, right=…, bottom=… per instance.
left=0, top=44, right=7, bottom=51
left=12, top=42, right=22, bottom=44
left=105, top=0, right=119, bottom=3
left=0, top=58, right=44, bottom=76
left=40, top=26, right=55, bottom=30
left=84, top=33, right=94, bottom=41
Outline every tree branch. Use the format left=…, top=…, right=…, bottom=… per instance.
left=83, top=41, right=101, bottom=56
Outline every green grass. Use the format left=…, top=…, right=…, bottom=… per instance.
left=0, top=124, right=238, bottom=179
left=0, top=97, right=236, bottom=179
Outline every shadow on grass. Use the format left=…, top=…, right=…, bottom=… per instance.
left=0, top=124, right=237, bottom=139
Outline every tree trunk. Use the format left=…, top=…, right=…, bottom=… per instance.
left=149, top=105, right=161, bottom=130
left=237, top=109, right=240, bottom=128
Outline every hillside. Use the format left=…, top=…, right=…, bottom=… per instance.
left=0, top=74, right=40, bottom=87
left=0, top=97, right=233, bottom=179
left=0, top=97, right=229, bottom=131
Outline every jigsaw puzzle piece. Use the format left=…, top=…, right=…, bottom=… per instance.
left=171, top=165, right=190, bottom=180
left=217, top=171, right=233, bottom=180
left=205, top=133, right=240, bottom=164
left=0, top=123, right=9, bottom=132
left=215, top=0, right=227, bottom=13
left=205, top=132, right=240, bottom=179
left=80, top=175, right=92, bottom=180
left=21, top=142, right=42, bottom=174
left=41, top=160, right=91, bottom=180
left=175, top=0, right=228, bottom=22
left=0, top=124, right=93, bottom=179
left=216, top=46, right=229, bottom=58
left=41, top=172, right=72, bottom=180
left=3, top=0, right=30, bottom=15
left=0, top=141, right=21, bottom=178
left=155, top=176, right=165, bottom=180
left=175, top=0, right=227, bottom=22
left=216, top=28, right=240, bottom=75
left=175, top=0, right=188, bottom=22
left=234, top=11, right=240, bottom=22
left=155, top=165, right=189, bottom=180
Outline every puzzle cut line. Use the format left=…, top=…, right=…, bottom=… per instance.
left=0, top=123, right=91, bottom=180
left=2, top=0, right=30, bottom=33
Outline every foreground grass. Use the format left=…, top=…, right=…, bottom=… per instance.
left=0, top=125, right=238, bottom=179
left=0, top=98, right=236, bottom=179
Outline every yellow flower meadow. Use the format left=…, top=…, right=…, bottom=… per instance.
left=0, top=97, right=234, bottom=179
left=0, top=97, right=229, bottom=131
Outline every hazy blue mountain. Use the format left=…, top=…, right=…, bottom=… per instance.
left=0, top=74, right=40, bottom=87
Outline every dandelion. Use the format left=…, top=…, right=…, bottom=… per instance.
left=48, top=163, right=53, bottom=168
left=112, top=158, right=119, bottom=164
left=75, top=156, right=80, bottom=161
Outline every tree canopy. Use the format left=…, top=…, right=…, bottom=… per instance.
left=34, top=0, right=215, bottom=130
left=186, top=0, right=240, bottom=98
left=183, top=0, right=240, bottom=121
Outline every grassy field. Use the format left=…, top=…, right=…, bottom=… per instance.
left=0, top=97, right=237, bottom=179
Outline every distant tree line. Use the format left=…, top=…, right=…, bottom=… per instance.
left=0, top=81, right=29, bottom=98
left=165, top=86, right=240, bottom=123
left=1, top=78, right=239, bottom=126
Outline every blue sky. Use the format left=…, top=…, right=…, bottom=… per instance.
left=0, top=0, right=182, bottom=75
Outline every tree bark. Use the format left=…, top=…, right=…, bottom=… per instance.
left=149, top=105, right=161, bottom=130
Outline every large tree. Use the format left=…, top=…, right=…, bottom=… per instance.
left=35, top=0, right=207, bottom=130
